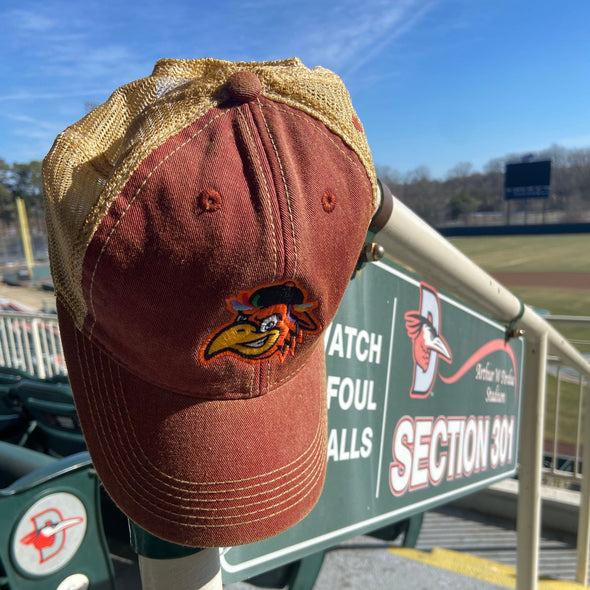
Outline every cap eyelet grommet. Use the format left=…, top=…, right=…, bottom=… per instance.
left=197, top=189, right=222, bottom=212
left=321, top=190, right=336, bottom=213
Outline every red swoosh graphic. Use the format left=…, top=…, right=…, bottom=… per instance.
left=439, top=339, right=518, bottom=399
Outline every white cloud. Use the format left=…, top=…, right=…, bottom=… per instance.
left=196, top=0, right=438, bottom=78
left=0, top=0, right=441, bottom=163
left=272, top=0, right=438, bottom=76
left=0, top=89, right=108, bottom=102
left=6, top=9, right=58, bottom=33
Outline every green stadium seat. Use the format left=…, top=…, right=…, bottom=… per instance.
left=0, top=366, right=38, bottom=384
left=0, top=371, right=29, bottom=445
left=12, top=379, right=86, bottom=457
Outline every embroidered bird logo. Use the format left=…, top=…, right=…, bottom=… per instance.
left=201, top=281, right=321, bottom=363
left=20, top=512, right=84, bottom=562
left=404, top=311, right=452, bottom=372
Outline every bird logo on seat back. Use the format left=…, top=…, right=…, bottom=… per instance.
left=19, top=508, right=84, bottom=564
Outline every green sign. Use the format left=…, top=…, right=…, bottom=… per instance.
left=222, top=257, right=523, bottom=582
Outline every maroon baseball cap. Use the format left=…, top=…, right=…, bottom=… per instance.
left=44, top=58, right=377, bottom=547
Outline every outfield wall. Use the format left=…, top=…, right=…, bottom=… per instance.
left=438, top=222, right=590, bottom=237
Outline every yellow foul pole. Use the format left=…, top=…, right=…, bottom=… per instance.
left=16, top=198, right=34, bottom=279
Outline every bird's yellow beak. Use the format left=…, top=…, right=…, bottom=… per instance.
left=204, top=323, right=280, bottom=360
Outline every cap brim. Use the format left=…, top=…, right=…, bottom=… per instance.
left=58, top=305, right=327, bottom=547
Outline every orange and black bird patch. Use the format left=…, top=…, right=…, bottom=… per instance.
left=200, top=281, right=321, bottom=364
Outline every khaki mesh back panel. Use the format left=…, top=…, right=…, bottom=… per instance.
left=43, top=57, right=378, bottom=327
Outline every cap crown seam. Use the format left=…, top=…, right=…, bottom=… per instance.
left=255, top=97, right=299, bottom=281
left=261, top=102, right=367, bottom=183
left=235, top=106, right=279, bottom=282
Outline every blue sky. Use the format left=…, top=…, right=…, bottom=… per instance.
left=1, top=0, right=589, bottom=178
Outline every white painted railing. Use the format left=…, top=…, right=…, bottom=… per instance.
left=543, top=315, right=590, bottom=584
left=544, top=315, right=590, bottom=488
left=374, top=192, right=590, bottom=589
left=544, top=363, right=586, bottom=485
left=0, top=310, right=65, bottom=379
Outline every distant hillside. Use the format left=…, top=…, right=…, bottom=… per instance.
left=377, top=144, right=590, bottom=227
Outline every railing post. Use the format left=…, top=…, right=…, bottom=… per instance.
left=517, top=331, right=548, bottom=590
left=0, top=317, right=7, bottom=366
left=138, top=549, right=222, bottom=590
left=31, top=318, right=46, bottom=380
left=576, top=376, right=590, bottom=584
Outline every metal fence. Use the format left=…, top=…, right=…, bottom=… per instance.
left=0, top=311, right=65, bottom=379
left=544, top=315, right=590, bottom=489
left=542, top=315, right=590, bottom=584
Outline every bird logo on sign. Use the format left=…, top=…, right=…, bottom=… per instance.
left=405, top=282, right=453, bottom=398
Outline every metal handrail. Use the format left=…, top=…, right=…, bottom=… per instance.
left=377, top=198, right=590, bottom=378
left=375, top=195, right=590, bottom=589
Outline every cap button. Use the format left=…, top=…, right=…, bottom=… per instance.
left=226, top=71, right=262, bottom=103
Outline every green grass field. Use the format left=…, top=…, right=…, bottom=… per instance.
left=449, top=233, right=590, bottom=448
left=450, top=234, right=590, bottom=317
left=502, top=287, right=590, bottom=317
left=449, top=234, right=590, bottom=273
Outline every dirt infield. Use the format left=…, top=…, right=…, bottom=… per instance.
left=491, top=272, right=590, bottom=290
